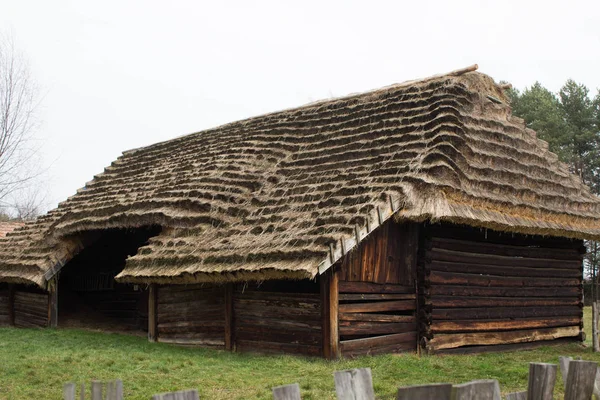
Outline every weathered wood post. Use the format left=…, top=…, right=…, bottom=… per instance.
left=321, top=267, right=340, bottom=360
left=564, top=360, right=598, bottom=400
left=505, top=392, right=527, bottom=400
left=7, top=283, right=15, bottom=326
left=91, top=380, right=103, bottom=400
left=527, top=363, right=556, bottom=400
left=396, top=383, right=452, bottom=400
left=63, top=383, right=76, bottom=400
left=224, top=282, right=234, bottom=351
left=151, top=389, right=199, bottom=400
left=148, top=284, right=158, bottom=342
left=272, top=383, right=301, bottom=400
left=593, top=302, right=599, bottom=352
left=48, top=277, right=58, bottom=328
left=559, top=356, right=573, bottom=387
left=334, top=368, right=374, bottom=400
left=451, top=379, right=501, bottom=400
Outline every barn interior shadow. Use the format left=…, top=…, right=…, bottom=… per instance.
left=57, top=226, right=161, bottom=334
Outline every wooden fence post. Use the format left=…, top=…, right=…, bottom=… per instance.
left=451, top=379, right=501, bottom=400
left=80, top=383, right=85, bottom=400
left=105, top=379, right=123, bottom=400
left=63, top=383, right=76, bottom=400
left=593, top=302, right=599, bottom=352
left=272, top=383, right=301, bottom=400
left=334, top=368, right=374, bottom=400
left=559, top=356, right=573, bottom=388
left=91, top=380, right=103, bottom=400
left=527, top=363, right=556, bottom=400
left=148, top=284, right=158, bottom=342
left=151, top=389, right=199, bottom=400
left=396, top=383, right=452, bottom=400
left=564, top=360, right=598, bottom=400
left=505, top=392, right=526, bottom=400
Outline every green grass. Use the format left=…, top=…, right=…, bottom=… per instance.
left=0, top=308, right=596, bottom=399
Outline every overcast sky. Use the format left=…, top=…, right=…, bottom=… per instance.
left=2, top=0, right=600, bottom=212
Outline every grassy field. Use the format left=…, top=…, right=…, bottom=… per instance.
left=0, top=308, right=596, bottom=399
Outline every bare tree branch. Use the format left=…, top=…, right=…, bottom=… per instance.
left=0, top=33, right=44, bottom=218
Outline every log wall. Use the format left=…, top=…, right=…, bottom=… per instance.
left=421, top=224, right=585, bottom=353
left=0, top=285, right=8, bottom=326
left=337, top=221, right=419, bottom=357
left=157, top=285, right=225, bottom=347
left=234, top=286, right=322, bottom=356
left=14, top=288, right=48, bottom=328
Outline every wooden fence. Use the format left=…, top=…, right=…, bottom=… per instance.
left=63, top=356, right=600, bottom=400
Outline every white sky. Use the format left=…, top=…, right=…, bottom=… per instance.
left=2, top=0, right=600, bottom=212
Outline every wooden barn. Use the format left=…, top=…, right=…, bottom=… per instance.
left=0, top=65, right=596, bottom=358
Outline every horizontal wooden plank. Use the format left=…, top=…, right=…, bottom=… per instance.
left=429, top=285, right=580, bottom=298
left=236, top=326, right=322, bottom=345
left=339, top=300, right=415, bottom=313
left=339, top=293, right=416, bottom=301
left=14, top=316, right=47, bottom=328
left=428, top=260, right=581, bottom=278
left=342, top=341, right=415, bottom=357
left=158, top=332, right=223, bottom=341
left=430, top=237, right=581, bottom=260
left=236, top=316, right=321, bottom=331
left=339, top=313, right=415, bottom=323
left=158, top=337, right=224, bottom=347
left=14, top=306, right=47, bottom=318
left=432, top=306, right=582, bottom=320
left=236, top=339, right=321, bottom=356
left=427, top=249, right=581, bottom=269
left=338, top=281, right=414, bottom=294
left=340, top=331, right=417, bottom=353
left=428, top=326, right=580, bottom=351
left=428, top=225, right=583, bottom=250
left=158, top=310, right=224, bottom=324
left=340, top=322, right=417, bottom=336
left=431, top=317, right=581, bottom=333
left=428, top=271, right=580, bottom=288
left=234, top=291, right=320, bottom=302
left=434, top=338, right=580, bottom=355
left=430, top=296, right=582, bottom=308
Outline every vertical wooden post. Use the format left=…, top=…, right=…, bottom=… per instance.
left=224, top=283, right=234, bottom=351
left=330, top=267, right=340, bottom=359
left=148, top=284, right=158, bottom=342
left=593, top=302, right=599, bottom=352
left=272, top=383, right=301, bottom=400
left=48, top=277, right=58, bottom=328
left=7, top=283, right=15, bottom=326
left=527, top=363, right=556, bottom=400
left=320, top=272, right=331, bottom=359
left=321, top=267, right=340, bottom=359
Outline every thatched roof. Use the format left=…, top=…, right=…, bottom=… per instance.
left=0, top=221, right=24, bottom=238
left=1, top=66, right=599, bottom=288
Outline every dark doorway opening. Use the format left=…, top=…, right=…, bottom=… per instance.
left=58, top=226, right=161, bottom=333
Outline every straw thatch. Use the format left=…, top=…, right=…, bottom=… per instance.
left=0, top=221, right=24, bottom=238
left=1, top=67, right=599, bottom=288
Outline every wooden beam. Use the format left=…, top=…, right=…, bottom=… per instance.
left=224, top=283, right=233, bottom=351
left=7, top=284, right=15, bottom=326
left=320, top=273, right=331, bottom=359
left=148, top=284, right=158, bottom=342
left=321, top=268, right=340, bottom=359
left=48, top=278, right=58, bottom=328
